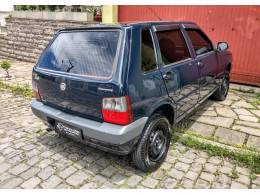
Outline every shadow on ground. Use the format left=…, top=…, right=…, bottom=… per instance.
left=34, top=99, right=215, bottom=183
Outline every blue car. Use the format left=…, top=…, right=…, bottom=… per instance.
left=31, top=21, right=232, bottom=171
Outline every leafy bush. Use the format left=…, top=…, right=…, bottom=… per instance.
left=13, top=5, right=102, bottom=14
left=83, top=6, right=100, bottom=16
left=47, top=5, right=57, bottom=11
left=57, top=5, right=66, bottom=11
left=0, top=60, right=11, bottom=78
left=28, top=5, right=37, bottom=11
left=37, top=5, right=46, bottom=11
left=15, top=5, right=28, bottom=11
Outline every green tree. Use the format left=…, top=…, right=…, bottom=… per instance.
left=47, top=5, right=57, bottom=11
left=37, top=5, right=46, bottom=11
left=0, top=60, right=11, bottom=78
left=28, top=5, right=37, bottom=11
left=57, top=5, right=66, bottom=11
left=15, top=5, right=28, bottom=11
left=21, top=5, right=28, bottom=11
left=80, top=6, right=102, bottom=16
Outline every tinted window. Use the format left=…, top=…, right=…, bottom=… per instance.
left=156, top=30, right=191, bottom=65
left=37, top=31, right=120, bottom=78
left=141, top=29, right=157, bottom=72
left=186, top=29, right=213, bottom=55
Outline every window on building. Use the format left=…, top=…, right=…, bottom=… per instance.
left=141, top=29, right=157, bottom=72
left=156, top=29, right=191, bottom=65
left=186, top=29, right=213, bottom=55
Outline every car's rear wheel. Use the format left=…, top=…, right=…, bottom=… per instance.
left=211, top=71, right=230, bottom=101
left=131, top=113, right=171, bottom=172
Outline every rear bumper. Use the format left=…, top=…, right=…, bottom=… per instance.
left=31, top=100, right=147, bottom=155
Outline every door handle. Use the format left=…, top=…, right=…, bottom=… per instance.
left=197, top=61, right=204, bottom=68
left=163, top=72, right=173, bottom=80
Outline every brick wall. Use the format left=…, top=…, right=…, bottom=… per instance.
left=0, top=17, right=96, bottom=63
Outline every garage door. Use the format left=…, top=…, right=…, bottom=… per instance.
left=119, top=5, right=260, bottom=86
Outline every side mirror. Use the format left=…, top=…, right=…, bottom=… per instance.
left=217, top=42, right=229, bottom=51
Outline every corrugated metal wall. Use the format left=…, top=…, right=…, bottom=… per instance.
left=119, top=5, right=260, bottom=86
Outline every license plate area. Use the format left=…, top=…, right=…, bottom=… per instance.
left=56, top=122, right=83, bottom=140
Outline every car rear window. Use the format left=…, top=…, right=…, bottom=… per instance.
left=37, top=30, right=120, bottom=78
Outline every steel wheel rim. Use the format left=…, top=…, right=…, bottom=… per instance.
left=148, top=127, right=167, bottom=162
left=222, top=75, right=229, bottom=97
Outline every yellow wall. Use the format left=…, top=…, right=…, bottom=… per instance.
left=102, top=5, right=118, bottom=24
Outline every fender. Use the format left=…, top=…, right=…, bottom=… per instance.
left=224, top=51, right=233, bottom=72
left=216, top=50, right=233, bottom=77
left=146, top=96, right=177, bottom=124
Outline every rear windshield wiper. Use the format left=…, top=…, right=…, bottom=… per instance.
left=66, top=59, right=75, bottom=73
left=60, top=59, right=75, bottom=73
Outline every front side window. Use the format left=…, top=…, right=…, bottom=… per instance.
left=186, top=29, right=213, bottom=55
left=156, top=29, right=191, bottom=65
left=141, top=29, right=157, bottom=72
left=37, top=30, right=120, bottom=78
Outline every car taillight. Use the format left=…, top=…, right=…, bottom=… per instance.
left=102, top=96, right=133, bottom=125
left=32, top=79, right=41, bottom=101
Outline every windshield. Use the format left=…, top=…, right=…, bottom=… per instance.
left=37, top=30, right=120, bottom=78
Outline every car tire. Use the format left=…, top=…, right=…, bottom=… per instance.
left=211, top=71, right=230, bottom=101
left=131, top=113, right=171, bottom=172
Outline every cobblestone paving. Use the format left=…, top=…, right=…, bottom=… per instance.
left=0, top=89, right=260, bottom=189
left=188, top=90, right=260, bottom=150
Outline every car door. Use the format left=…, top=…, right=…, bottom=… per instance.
left=184, top=27, right=219, bottom=100
left=128, top=26, right=170, bottom=120
left=153, top=24, right=200, bottom=118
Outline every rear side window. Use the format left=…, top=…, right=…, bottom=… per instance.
left=37, top=30, right=120, bottom=78
left=141, top=29, right=157, bottom=72
left=156, top=30, right=191, bottom=65
left=186, top=29, right=213, bottom=55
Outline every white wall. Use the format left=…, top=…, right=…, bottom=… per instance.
left=0, top=4, right=13, bottom=27
left=1, top=4, right=13, bottom=12
left=0, top=12, right=10, bottom=26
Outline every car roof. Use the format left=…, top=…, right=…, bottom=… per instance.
left=59, top=21, right=198, bottom=32
left=120, top=20, right=197, bottom=26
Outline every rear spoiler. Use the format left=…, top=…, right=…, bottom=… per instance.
left=58, top=24, right=123, bottom=33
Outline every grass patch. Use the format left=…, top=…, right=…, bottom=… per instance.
left=230, top=167, right=239, bottom=179
left=0, top=80, right=33, bottom=98
left=251, top=94, right=260, bottom=107
left=184, top=130, right=260, bottom=153
left=169, top=103, right=260, bottom=173
left=231, top=87, right=260, bottom=108
left=230, top=87, right=256, bottom=94
left=172, top=119, right=192, bottom=133
left=175, top=134, right=260, bottom=174
left=171, top=119, right=260, bottom=153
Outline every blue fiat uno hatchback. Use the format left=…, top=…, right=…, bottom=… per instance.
left=31, top=21, right=232, bottom=171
